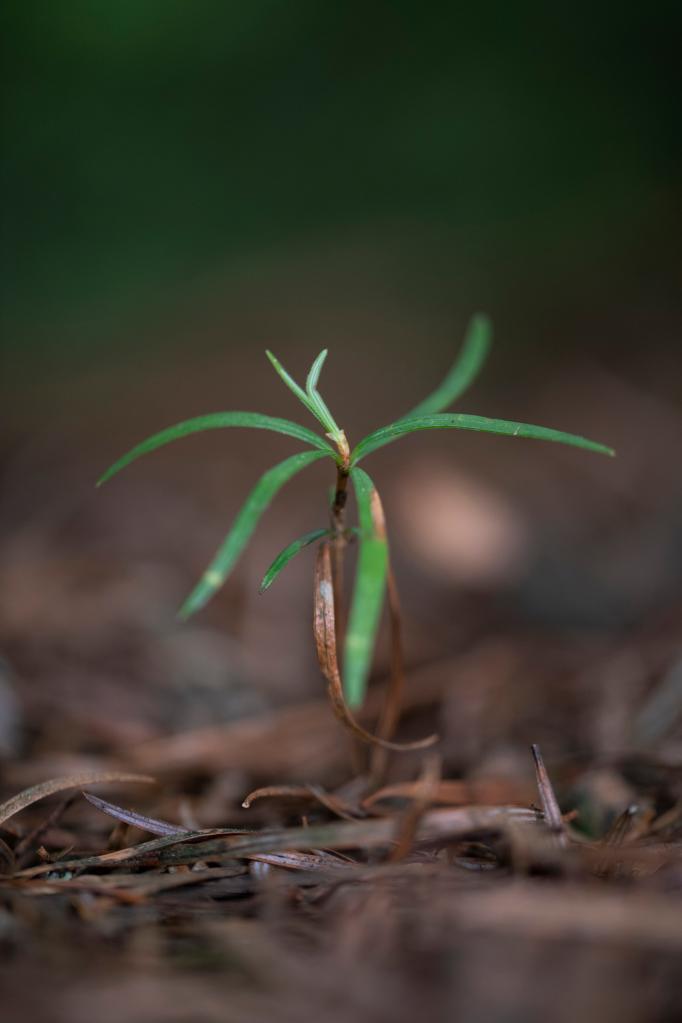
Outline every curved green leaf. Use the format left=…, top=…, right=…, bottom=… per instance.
left=305, top=349, right=329, bottom=393
left=305, top=349, right=343, bottom=442
left=259, top=528, right=330, bottom=593
left=344, top=467, right=389, bottom=707
left=266, top=350, right=313, bottom=411
left=97, top=412, right=335, bottom=486
left=179, top=449, right=328, bottom=619
left=403, top=313, right=492, bottom=419
left=352, top=413, right=615, bottom=465
left=266, top=349, right=342, bottom=444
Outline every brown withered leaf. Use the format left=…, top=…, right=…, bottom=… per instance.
left=531, top=744, right=567, bottom=847
left=0, top=772, right=155, bottom=827
left=83, top=791, right=186, bottom=836
left=13, top=805, right=541, bottom=880
left=314, top=542, right=437, bottom=752
left=241, top=784, right=361, bottom=820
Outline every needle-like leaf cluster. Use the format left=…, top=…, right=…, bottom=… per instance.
left=98, top=315, right=614, bottom=705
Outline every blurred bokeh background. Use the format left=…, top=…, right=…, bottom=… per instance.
left=3, top=3, right=680, bottom=360
left=1, top=2, right=681, bottom=775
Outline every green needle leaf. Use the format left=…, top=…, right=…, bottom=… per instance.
left=403, top=313, right=492, bottom=419
left=265, top=350, right=313, bottom=411
left=305, top=349, right=329, bottom=393
left=97, top=412, right=335, bottom=486
left=343, top=467, right=389, bottom=708
left=306, top=349, right=342, bottom=443
left=267, top=349, right=342, bottom=444
left=259, top=528, right=330, bottom=593
left=352, top=413, right=615, bottom=465
left=179, top=449, right=328, bottom=619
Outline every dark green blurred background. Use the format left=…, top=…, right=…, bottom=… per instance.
left=2, top=2, right=680, bottom=371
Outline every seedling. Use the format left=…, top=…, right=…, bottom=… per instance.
left=98, top=315, right=613, bottom=720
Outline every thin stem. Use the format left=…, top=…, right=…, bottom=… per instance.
left=330, top=433, right=353, bottom=768
left=330, top=463, right=349, bottom=660
left=388, top=753, right=442, bottom=862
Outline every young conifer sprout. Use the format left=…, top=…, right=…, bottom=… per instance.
left=98, top=315, right=614, bottom=712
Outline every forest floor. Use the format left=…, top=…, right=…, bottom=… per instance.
left=1, top=352, right=681, bottom=1022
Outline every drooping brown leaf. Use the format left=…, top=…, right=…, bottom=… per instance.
left=314, top=542, right=437, bottom=752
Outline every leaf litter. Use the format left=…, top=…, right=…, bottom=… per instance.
left=2, top=351, right=682, bottom=1021
left=2, top=609, right=682, bottom=1023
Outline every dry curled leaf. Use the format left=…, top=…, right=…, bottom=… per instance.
left=83, top=792, right=186, bottom=836
left=314, top=542, right=437, bottom=752
left=0, top=772, right=155, bottom=827
left=241, top=784, right=360, bottom=820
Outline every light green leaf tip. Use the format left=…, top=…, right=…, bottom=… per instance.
left=305, top=348, right=342, bottom=441
left=266, top=349, right=343, bottom=446
left=178, top=449, right=328, bottom=619
left=259, top=528, right=330, bottom=593
left=403, top=312, right=492, bottom=419
left=343, top=467, right=389, bottom=707
left=305, top=349, right=328, bottom=393
left=265, top=351, right=311, bottom=409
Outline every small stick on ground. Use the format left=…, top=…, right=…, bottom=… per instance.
left=14, top=795, right=77, bottom=869
left=389, top=753, right=442, bottom=863
left=330, top=461, right=349, bottom=656
left=531, top=744, right=567, bottom=848
left=603, top=804, right=639, bottom=847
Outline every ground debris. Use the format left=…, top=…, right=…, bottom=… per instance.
left=2, top=370, right=682, bottom=1021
